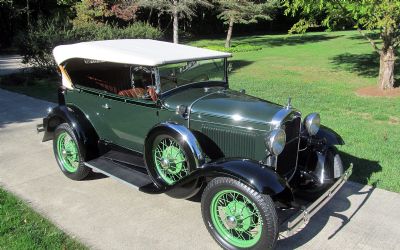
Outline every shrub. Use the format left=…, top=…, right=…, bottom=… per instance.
left=72, top=22, right=162, bottom=41
left=17, top=18, right=163, bottom=72
left=15, top=18, right=75, bottom=71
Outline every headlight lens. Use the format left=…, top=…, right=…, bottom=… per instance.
left=304, top=113, right=320, bottom=136
left=265, top=128, right=286, bottom=155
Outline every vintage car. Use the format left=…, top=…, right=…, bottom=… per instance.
left=38, top=39, right=352, bottom=250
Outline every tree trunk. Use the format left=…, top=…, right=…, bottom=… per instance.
left=173, top=0, right=179, bottom=44
left=378, top=47, right=396, bottom=90
left=147, top=7, right=153, bottom=24
left=225, top=18, right=234, bottom=48
left=157, top=12, right=162, bottom=29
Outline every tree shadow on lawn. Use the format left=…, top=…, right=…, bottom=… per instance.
left=330, top=52, right=400, bottom=80
left=233, top=34, right=343, bottom=48
left=228, top=59, right=254, bottom=72
left=348, top=32, right=381, bottom=41
left=277, top=151, right=381, bottom=249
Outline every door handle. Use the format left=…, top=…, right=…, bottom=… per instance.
left=101, top=103, right=111, bottom=109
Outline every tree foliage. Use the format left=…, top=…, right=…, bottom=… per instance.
left=284, top=0, right=400, bottom=89
left=16, top=17, right=162, bottom=70
left=214, top=0, right=279, bottom=47
left=216, top=0, right=276, bottom=25
left=140, top=0, right=212, bottom=43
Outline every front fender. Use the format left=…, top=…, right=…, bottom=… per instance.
left=316, top=125, right=344, bottom=145
left=144, top=122, right=205, bottom=168
left=141, top=158, right=293, bottom=202
left=202, top=158, right=289, bottom=196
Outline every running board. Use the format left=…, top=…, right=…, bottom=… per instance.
left=85, top=156, right=153, bottom=189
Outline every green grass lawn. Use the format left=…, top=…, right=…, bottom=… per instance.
left=191, top=30, right=400, bottom=192
left=1, top=30, right=399, bottom=192
left=0, top=188, right=86, bottom=249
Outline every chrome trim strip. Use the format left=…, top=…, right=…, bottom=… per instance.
left=280, top=164, right=353, bottom=237
left=189, top=119, right=268, bottom=132
left=275, top=112, right=302, bottom=181
left=269, top=108, right=301, bottom=129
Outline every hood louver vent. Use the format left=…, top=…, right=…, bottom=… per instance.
left=201, top=124, right=256, bottom=159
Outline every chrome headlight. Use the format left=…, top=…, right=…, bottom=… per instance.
left=304, top=113, right=320, bottom=136
left=265, top=128, right=286, bottom=155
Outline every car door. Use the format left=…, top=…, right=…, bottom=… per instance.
left=64, top=60, right=159, bottom=153
left=99, top=94, right=159, bottom=152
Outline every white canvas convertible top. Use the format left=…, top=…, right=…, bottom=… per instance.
left=53, top=39, right=231, bottom=66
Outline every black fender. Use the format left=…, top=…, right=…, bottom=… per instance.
left=144, top=122, right=206, bottom=168
left=144, top=122, right=206, bottom=199
left=140, top=158, right=293, bottom=203
left=316, top=125, right=344, bottom=145
left=43, top=105, right=99, bottom=160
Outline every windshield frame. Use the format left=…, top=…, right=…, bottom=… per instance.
left=155, top=58, right=228, bottom=96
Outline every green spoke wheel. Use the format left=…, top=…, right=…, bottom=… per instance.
left=210, top=190, right=262, bottom=248
left=153, top=137, right=189, bottom=185
left=53, top=123, right=91, bottom=180
left=201, top=177, right=278, bottom=250
left=57, top=132, right=80, bottom=173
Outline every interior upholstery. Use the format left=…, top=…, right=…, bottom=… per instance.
left=118, top=88, right=146, bottom=98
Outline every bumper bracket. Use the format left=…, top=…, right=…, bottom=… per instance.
left=280, top=163, right=353, bottom=237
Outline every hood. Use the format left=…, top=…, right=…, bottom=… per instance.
left=162, top=87, right=285, bottom=131
left=190, top=89, right=283, bottom=129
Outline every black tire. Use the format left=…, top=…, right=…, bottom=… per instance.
left=145, top=129, right=200, bottom=199
left=53, top=123, right=91, bottom=180
left=201, top=177, right=278, bottom=250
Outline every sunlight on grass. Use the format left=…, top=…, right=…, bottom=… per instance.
left=1, top=30, right=399, bottom=192
left=0, top=188, right=86, bottom=249
left=192, top=30, right=400, bottom=192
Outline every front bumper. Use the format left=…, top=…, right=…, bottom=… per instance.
left=280, top=163, right=353, bottom=237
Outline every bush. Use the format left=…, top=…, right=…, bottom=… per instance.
left=72, top=22, right=162, bottom=41
left=204, top=44, right=263, bottom=53
left=15, top=18, right=75, bottom=71
left=16, top=19, right=163, bottom=71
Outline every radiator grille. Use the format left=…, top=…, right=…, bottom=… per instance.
left=277, top=116, right=301, bottom=179
left=201, top=125, right=256, bottom=159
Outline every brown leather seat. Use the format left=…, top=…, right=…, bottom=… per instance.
left=118, top=88, right=146, bottom=98
left=87, top=76, right=119, bottom=94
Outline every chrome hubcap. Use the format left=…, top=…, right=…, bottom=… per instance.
left=160, top=158, right=170, bottom=169
left=225, top=215, right=238, bottom=229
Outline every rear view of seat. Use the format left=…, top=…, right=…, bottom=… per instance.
left=118, top=88, right=146, bottom=98
left=87, top=76, right=119, bottom=94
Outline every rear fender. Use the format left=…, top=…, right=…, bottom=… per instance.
left=43, top=105, right=99, bottom=159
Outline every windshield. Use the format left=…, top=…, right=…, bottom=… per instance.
left=158, top=58, right=225, bottom=92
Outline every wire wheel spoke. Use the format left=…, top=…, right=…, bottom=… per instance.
left=57, top=132, right=79, bottom=173
left=211, top=190, right=263, bottom=248
left=153, top=137, right=189, bottom=185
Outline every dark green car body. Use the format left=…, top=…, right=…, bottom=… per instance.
left=42, top=53, right=345, bottom=192
left=39, top=40, right=353, bottom=249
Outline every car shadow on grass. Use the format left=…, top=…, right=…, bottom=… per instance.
left=276, top=151, right=381, bottom=248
